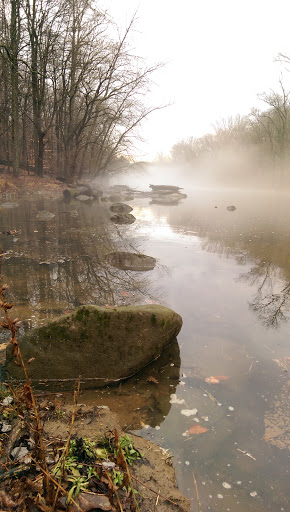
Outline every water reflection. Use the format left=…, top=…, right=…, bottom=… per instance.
left=1, top=187, right=289, bottom=512
left=82, top=338, right=181, bottom=430
left=238, top=262, right=290, bottom=328
left=0, top=197, right=162, bottom=326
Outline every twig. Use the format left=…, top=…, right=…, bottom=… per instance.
left=192, top=471, right=200, bottom=512
left=200, top=386, right=221, bottom=405
left=52, top=377, right=81, bottom=509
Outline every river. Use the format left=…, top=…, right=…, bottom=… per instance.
left=0, top=183, right=289, bottom=512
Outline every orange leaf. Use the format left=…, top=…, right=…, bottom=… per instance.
left=187, top=425, right=209, bottom=435
left=205, top=375, right=229, bottom=383
left=147, top=376, right=159, bottom=384
left=120, top=291, right=130, bottom=296
left=205, top=376, right=220, bottom=384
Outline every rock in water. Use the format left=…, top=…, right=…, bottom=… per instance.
left=226, top=205, right=236, bottom=211
left=110, top=213, right=136, bottom=224
left=106, top=252, right=156, bottom=271
left=109, top=203, right=133, bottom=214
left=6, top=305, right=182, bottom=387
left=36, top=211, right=55, bottom=220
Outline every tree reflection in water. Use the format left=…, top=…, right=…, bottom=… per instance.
left=238, top=261, right=290, bottom=328
left=0, top=198, right=163, bottom=323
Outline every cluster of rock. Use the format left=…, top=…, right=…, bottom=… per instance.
left=148, top=184, right=187, bottom=205
left=63, top=183, right=103, bottom=202
left=109, top=202, right=136, bottom=224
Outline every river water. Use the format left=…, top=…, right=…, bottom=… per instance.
left=0, top=184, right=289, bottom=512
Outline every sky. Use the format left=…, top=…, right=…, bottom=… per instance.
left=101, top=0, right=290, bottom=160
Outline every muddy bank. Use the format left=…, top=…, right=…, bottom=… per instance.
left=44, top=404, right=190, bottom=511
left=1, top=401, right=190, bottom=512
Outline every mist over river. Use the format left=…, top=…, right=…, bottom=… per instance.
left=0, top=179, right=289, bottom=512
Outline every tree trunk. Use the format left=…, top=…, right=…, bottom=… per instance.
left=10, top=0, right=20, bottom=176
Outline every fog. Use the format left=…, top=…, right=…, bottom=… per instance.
left=108, top=146, right=290, bottom=192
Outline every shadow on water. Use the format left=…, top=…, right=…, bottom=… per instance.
left=0, top=186, right=289, bottom=512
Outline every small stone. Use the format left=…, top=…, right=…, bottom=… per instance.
left=2, top=396, right=13, bottom=406
left=217, top=494, right=223, bottom=499
left=222, top=482, right=231, bottom=489
left=1, top=423, right=12, bottom=433
left=181, top=408, right=198, bottom=417
left=250, top=491, right=257, bottom=497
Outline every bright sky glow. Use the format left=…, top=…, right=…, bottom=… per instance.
left=102, top=0, right=290, bottom=159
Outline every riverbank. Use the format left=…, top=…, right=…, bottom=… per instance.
left=0, top=392, right=190, bottom=512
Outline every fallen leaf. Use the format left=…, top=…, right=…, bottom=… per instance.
left=147, top=376, right=159, bottom=384
left=205, top=376, right=220, bottom=384
left=120, top=291, right=130, bottom=296
left=205, top=375, right=229, bottom=383
left=187, top=425, right=209, bottom=435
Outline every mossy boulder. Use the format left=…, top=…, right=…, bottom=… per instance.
left=6, top=305, right=182, bottom=387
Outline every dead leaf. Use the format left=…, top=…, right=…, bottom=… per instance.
left=187, top=425, right=209, bottom=435
left=205, top=375, right=229, bottom=383
left=68, top=492, right=112, bottom=512
left=205, top=376, right=219, bottom=384
left=147, top=376, right=159, bottom=384
left=120, top=291, right=130, bottom=296
left=0, top=490, right=17, bottom=508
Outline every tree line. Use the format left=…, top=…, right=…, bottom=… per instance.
left=0, top=0, right=160, bottom=182
left=171, top=76, right=290, bottom=182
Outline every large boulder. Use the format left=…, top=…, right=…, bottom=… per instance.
left=6, top=304, right=182, bottom=387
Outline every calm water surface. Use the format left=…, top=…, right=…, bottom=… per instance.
left=0, top=186, right=289, bottom=512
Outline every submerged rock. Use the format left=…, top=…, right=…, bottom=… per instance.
left=36, top=211, right=55, bottom=221
left=0, top=202, right=19, bottom=209
left=109, top=203, right=133, bottom=214
left=6, top=304, right=182, bottom=386
left=108, top=194, right=122, bottom=202
left=110, top=213, right=136, bottom=224
left=226, top=205, right=236, bottom=211
left=106, top=252, right=156, bottom=271
left=75, top=194, right=92, bottom=201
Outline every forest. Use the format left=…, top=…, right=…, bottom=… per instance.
left=170, top=75, right=290, bottom=185
left=0, top=0, right=160, bottom=182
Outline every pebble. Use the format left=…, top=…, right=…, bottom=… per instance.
left=222, top=482, right=231, bottom=489
left=217, top=494, right=223, bottom=499
left=250, top=491, right=257, bottom=497
left=1, top=423, right=12, bottom=433
left=2, top=396, right=13, bottom=406
left=181, top=408, right=198, bottom=417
